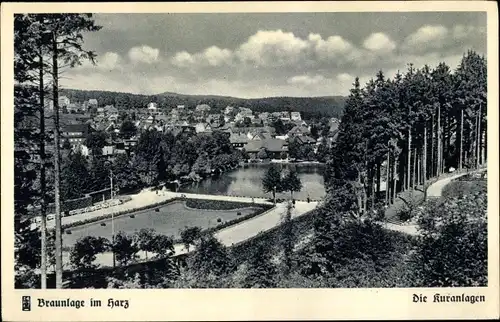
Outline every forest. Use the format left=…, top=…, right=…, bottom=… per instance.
left=61, top=88, right=346, bottom=120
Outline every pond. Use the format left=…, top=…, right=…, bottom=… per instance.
left=63, top=200, right=260, bottom=247
left=176, top=163, right=326, bottom=200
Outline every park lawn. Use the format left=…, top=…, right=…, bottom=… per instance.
left=63, top=200, right=261, bottom=247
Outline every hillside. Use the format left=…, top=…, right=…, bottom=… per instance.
left=61, top=89, right=346, bottom=120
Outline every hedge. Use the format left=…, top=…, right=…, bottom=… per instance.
left=185, top=198, right=266, bottom=210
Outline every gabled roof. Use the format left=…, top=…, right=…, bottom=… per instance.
left=229, top=133, right=249, bottom=144
left=62, top=123, right=90, bottom=134
left=288, top=125, right=310, bottom=136
left=294, top=135, right=316, bottom=144
left=243, top=138, right=287, bottom=153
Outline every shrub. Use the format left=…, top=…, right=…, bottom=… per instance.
left=70, top=236, right=110, bottom=270
left=411, top=192, right=487, bottom=287
left=112, top=231, right=139, bottom=266
left=442, top=180, right=487, bottom=199
left=185, top=199, right=264, bottom=210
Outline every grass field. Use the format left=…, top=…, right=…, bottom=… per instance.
left=63, top=200, right=261, bottom=247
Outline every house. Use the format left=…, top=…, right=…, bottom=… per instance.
left=67, top=103, right=80, bottom=113
left=257, top=112, right=271, bottom=125
left=250, top=132, right=272, bottom=141
left=170, top=125, right=196, bottom=137
left=195, top=122, right=212, bottom=133
left=235, top=107, right=253, bottom=122
left=279, top=111, right=291, bottom=121
left=58, top=96, right=70, bottom=107
left=229, top=133, right=249, bottom=149
left=88, top=99, right=98, bottom=108
left=291, top=135, right=317, bottom=146
left=95, top=120, right=116, bottom=133
left=243, top=138, right=288, bottom=159
left=224, top=106, right=235, bottom=115
left=124, top=136, right=139, bottom=154
left=231, top=126, right=275, bottom=140
left=103, top=105, right=119, bottom=118
left=147, top=102, right=159, bottom=115
left=75, top=144, right=90, bottom=157
left=177, top=105, right=186, bottom=110
left=291, top=112, right=302, bottom=121
left=287, top=125, right=310, bottom=137
left=207, top=113, right=221, bottom=123
left=61, top=123, right=91, bottom=147
left=329, top=118, right=341, bottom=134
left=195, top=104, right=211, bottom=113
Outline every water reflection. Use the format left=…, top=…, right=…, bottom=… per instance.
left=177, top=163, right=326, bottom=200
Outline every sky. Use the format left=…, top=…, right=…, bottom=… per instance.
left=64, top=12, right=487, bottom=98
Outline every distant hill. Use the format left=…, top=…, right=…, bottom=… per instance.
left=61, top=89, right=346, bottom=119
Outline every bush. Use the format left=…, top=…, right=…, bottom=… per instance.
left=442, top=180, right=487, bottom=199
left=411, top=192, right=487, bottom=287
left=185, top=199, right=263, bottom=210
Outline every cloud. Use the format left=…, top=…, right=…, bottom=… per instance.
left=173, top=29, right=364, bottom=71
left=171, top=46, right=233, bottom=68
left=236, top=29, right=309, bottom=67
left=337, top=73, right=354, bottom=82
left=171, top=51, right=195, bottom=68
left=128, top=45, right=160, bottom=64
left=363, top=32, right=397, bottom=52
left=96, top=52, right=121, bottom=70
left=287, top=74, right=326, bottom=86
left=403, top=25, right=449, bottom=51
left=308, top=33, right=354, bottom=60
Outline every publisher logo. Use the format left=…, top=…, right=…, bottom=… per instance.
left=22, top=296, right=31, bottom=311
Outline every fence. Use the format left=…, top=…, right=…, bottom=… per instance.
left=87, top=188, right=112, bottom=204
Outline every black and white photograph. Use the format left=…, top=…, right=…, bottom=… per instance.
left=2, top=1, right=499, bottom=320
left=10, top=8, right=491, bottom=289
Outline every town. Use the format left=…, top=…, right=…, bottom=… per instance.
left=46, top=95, right=340, bottom=164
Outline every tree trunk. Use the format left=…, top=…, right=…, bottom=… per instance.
left=423, top=124, right=427, bottom=200
left=52, top=32, right=63, bottom=289
left=483, top=119, right=487, bottom=164
left=376, top=163, right=381, bottom=194
left=459, top=109, right=464, bottom=171
left=39, top=53, right=47, bottom=289
left=407, top=129, right=411, bottom=190
left=413, top=148, right=417, bottom=189
left=392, top=156, right=397, bottom=203
left=385, top=150, right=390, bottom=205
left=437, top=105, right=441, bottom=176
left=371, top=167, right=375, bottom=210
left=431, top=113, right=435, bottom=177
left=417, top=155, right=421, bottom=186
left=477, top=104, right=481, bottom=168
